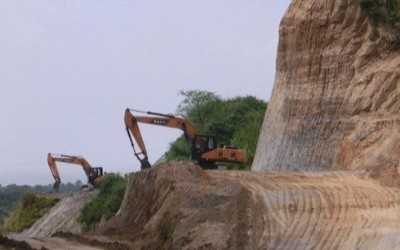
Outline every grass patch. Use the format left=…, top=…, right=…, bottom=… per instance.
left=3, top=190, right=58, bottom=232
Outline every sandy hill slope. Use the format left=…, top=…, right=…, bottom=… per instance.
left=95, top=163, right=400, bottom=249
left=252, top=0, right=400, bottom=185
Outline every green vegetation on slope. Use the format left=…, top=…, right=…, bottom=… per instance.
left=165, top=90, right=267, bottom=170
left=0, top=185, right=30, bottom=226
left=3, top=190, right=59, bottom=232
left=78, top=174, right=127, bottom=232
left=360, top=0, right=400, bottom=25
left=0, top=181, right=88, bottom=226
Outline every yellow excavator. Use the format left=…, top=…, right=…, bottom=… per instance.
left=124, top=108, right=246, bottom=170
left=47, top=153, right=103, bottom=191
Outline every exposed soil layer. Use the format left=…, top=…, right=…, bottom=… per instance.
left=95, top=163, right=400, bottom=250
left=253, top=0, right=400, bottom=188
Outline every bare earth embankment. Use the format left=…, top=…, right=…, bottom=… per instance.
left=96, top=163, right=400, bottom=249
left=3, top=163, right=400, bottom=249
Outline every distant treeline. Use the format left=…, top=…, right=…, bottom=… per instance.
left=0, top=181, right=84, bottom=226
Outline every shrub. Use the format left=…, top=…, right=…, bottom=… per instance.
left=77, top=174, right=126, bottom=233
left=388, top=0, right=400, bottom=23
left=360, top=0, right=384, bottom=25
left=360, top=0, right=400, bottom=26
left=3, top=191, right=58, bottom=232
left=20, top=191, right=37, bottom=209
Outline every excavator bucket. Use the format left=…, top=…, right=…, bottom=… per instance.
left=53, top=181, right=61, bottom=192
left=140, top=159, right=151, bottom=170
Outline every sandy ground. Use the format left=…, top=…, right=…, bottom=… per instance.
left=25, top=237, right=103, bottom=250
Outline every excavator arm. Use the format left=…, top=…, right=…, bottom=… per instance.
left=47, top=153, right=103, bottom=191
left=124, top=108, right=199, bottom=169
left=47, top=153, right=62, bottom=191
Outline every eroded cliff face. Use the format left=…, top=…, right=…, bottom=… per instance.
left=253, top=0, right=400, bottom=183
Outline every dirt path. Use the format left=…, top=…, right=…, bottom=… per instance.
left=25, top=237, right=103, bottom=250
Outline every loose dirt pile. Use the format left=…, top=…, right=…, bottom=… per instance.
left=95, top=162, right=400, bottom=249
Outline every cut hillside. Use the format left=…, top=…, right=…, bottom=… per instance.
left=252, top=0, right=400, bottom=186
left=94, top=163, right=400, bottom=249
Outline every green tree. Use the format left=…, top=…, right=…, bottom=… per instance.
left=177, top=90, right=221, bottom=132
left=166, top=90, right=267, bottom=169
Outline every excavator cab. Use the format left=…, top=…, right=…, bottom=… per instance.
left=191, top=135, right=217, bottom=160
left=88, top=167, right=103, bottom=185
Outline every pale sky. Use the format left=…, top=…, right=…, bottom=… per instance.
left=0, top=0, right=290, bottom=185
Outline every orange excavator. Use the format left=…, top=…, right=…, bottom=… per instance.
left=124, top=108, right=246, bottom=170
left=47, top=153, right=103, bottom=191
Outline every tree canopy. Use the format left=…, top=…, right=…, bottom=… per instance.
left=166, top=90, right=267, bottom=169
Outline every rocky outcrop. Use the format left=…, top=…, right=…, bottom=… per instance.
left=253, top=0, right=400, bottom=183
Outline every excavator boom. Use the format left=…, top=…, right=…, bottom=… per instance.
left=124, top=108, right=199, bottom=169
left=47, top=153, right=62, bottom=191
